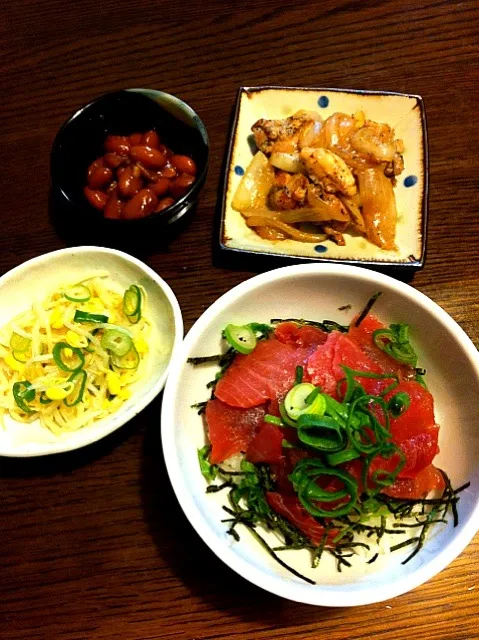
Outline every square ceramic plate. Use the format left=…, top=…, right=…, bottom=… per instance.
left=219, top=86, right=428, bottom=270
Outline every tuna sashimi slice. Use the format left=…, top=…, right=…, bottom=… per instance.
left=348, top=314, right=414, bottom=378
left=306, top=332, right=384, bottom=398
left=205, top=398, right=265, bottom=464
left=215, top=337, right=311, bottom=409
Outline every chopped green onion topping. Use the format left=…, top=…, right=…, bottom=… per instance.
left=63, top=370, right=87, bottom=407
left=63, top=284, right=91, bottom=303
left=123, top=285, right=142, bottom=322
left=10, top=332, right=31, bottom=353
left=52, top=342, right=85, bottom=372
left=295, top=366, right=303, bottom=384
left=111, top=344, right=140, bottom=370
left=224, top=324, right=257, bottom=355
left=373, top=323, right=418, bottom=367
left=12, top=350, right=29, bottom=363
left=290, top=459, right=358, bottom=517
left=101, top=329, right=133, bottom=357
left=283, top=383, right=326, bottom=421
left=264, top=414, right=283, bottom=426
left=297, top=413, right=347, bottom=452
left=198, top=445, right=217, bottom=482
left=73, top=310, right=109, bottom=324
left=12, top=381, right=36, bottom=413
left=387, top=392, right=411, bottom=418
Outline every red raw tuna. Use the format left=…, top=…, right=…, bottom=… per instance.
left=266, top=492, right=338, bottom=545
left=386, top=380, right=439, bottom=477
left=382, top=464, right=445, bottom=499
left=366, top=380, right=439, bottom=482
left=275, top=322, right=328, bottom=350
left=247, top=422, right=284, bottom=464
left=349, top=314, right=415, bottom=378
left=306, top=332, right=386, bottom=398
left=215, top=336, right=311, bottom=408
left=205, top=398, right=265, bottom=464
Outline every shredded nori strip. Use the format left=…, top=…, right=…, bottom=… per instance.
left=353, top=291, right=383, bottom=328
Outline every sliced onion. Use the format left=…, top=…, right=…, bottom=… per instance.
left=231, top=151, right=275, bottom=212
left=269, top=152, right=305, bottom=174
left=246, top=215, right=327, bottom=243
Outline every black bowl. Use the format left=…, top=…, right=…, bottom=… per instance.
left=50, top=89, right=209, bottom=229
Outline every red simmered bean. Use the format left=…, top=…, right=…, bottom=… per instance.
left=155, top=197, right=175, bottom=212
left=135, top=162, right=157, bottom=182
left=104, top=192, right=123, bottom=219
left=130, top=145, right=166, bottom=169
left=87, top=157, right=104, bottom=178
left=129, top=132, right=143, bottom=146
left=157, top=164, right=177, bottom=179
left=122, top=189, right=158, bottom=219
left=171, top=154, right=197, bottom=176
left=149, top=178, right=170, bottom=197
left=141, top=130, right=160, bottom=148
left=170, top=173, right=195, bottom=199
left=105, top=135, right=130, bottom=156
left=84, top=187, right=107, bottom=210
left=88, top=166, right=113, bottom=189
left=118, top=165, right=142, bottom=198
left=104, top=152, right=126, bottom=169
left=85, top=129, right=197, bottom=219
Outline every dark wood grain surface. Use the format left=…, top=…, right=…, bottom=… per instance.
left=1, top=1, right=478, bottom=638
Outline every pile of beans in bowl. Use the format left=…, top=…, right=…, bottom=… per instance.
left=84, top=130, right=197, bottom=219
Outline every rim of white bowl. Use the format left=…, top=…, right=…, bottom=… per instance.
left=0, top=246, right=183, bottom=457
left=161, top=262, right=479, bottom=606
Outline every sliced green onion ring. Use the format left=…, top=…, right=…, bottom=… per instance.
left=372, top=323, right=418, bottom=367
left=264, top=414, right=283, bottom=426
left=224, top=324, right=257, bottom=355
left=297, top=413, right=347, bottom=453
left=12, top=381, right=36, bottom=413
left=283, top=384, right=326, bottom=422
left=13, top=350, right=30, bottom=363
left=112, top=344, right=140, bottom=370
left=63, top=284, right=91, bottom=302
left=326, top=447, right=361, bottom=466
left=123, top=285, right=142, bottom=317
left=387, top=391, right=411, bottom=418
left=52, top=342, right=85, bottom=372
left=73, top=310, right=109, bottom=324
left=64, top=370, right=87, bottom=407
left=290, top=458, right=358, bottom=518
left=10, top=332, right=31, bottom=353
left=101, top=330, right=133, bottom=357
left=39, top=392, right=52, bottom=405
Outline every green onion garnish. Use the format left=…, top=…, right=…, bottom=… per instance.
left=373, top=323, right=418, bottom=367
left=63, top=370, right=87, bottom=407
left=73, top=310, right=109, bottom=324
left=100, top=329, right=133, bottom=357
left=12, top=381, right=36, bottom=413
left=111, top=344, right=140, bottom=370
left=52, top=342, right=85, bottom=372
left=63, top=284, right=91, bottom=303
left=10, top=332, right=31, bottom=353
left=224, top=324, right=257, bottom=355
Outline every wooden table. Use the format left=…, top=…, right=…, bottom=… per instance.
left=2, top=1, right=478, bottom=638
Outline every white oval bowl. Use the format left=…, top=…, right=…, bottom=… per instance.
left=161, top=263, right=479, bottom=606
left=0, top=246, right=183, bottom=457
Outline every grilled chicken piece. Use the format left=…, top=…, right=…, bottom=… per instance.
left=299, top=147, right=358, bottom=197
left=252, top=111, right=322, bottom=155
left=269, top=171, right=309, bottom=210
